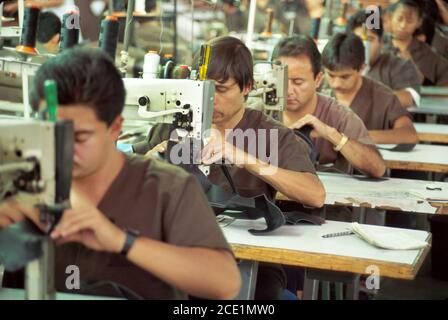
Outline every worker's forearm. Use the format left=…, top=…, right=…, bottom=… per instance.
left=244, top=160, right=325, bottom=208
left=369, top=127, right=419, bottom=144
left=327, top=129, right=385, bottom=178
left=127, top=238, right=241, bottom=300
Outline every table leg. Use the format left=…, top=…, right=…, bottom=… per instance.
left=235, top=260, right=259, bottom=300
left=322, top=281, right=330, bottom=300
left=303, top=269, right=319, bottom=300
left=353, top=207, right=367, bottom=224
left=345, top=275, right=360, bottom=300
left=0, top=265, right=4, bottom=288
left=359, top=207, right=366, bottom=224
left=335, top=282, right=344, bottom=300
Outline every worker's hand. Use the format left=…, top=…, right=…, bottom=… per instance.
left=289, top=114, right=335, bottom=140
left=200, top=136, right=255, bottom=168
left=0, top=200, right=44, bottom=229
left=51, top=205, right=126, bottom=254
left=0, top=200, right=26, bottom=228
left=145, top=140, right=168, bottom=158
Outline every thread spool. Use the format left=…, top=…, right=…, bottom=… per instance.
left=172, top=65, right=191, bottom=79
left=362, top=39, right=370, bottom=69
left=60, top=11, right=80, bottom=52
left=310, top=18, right=321, bottom=40
left=44, top=80, right=58, bottom=122
left=99, top=15, right=120, bottom=59
left=135, top=0, right=146, bottom=13
left=162, top=60, right=175, bottom=78
left=198, top=44, right=210, bottom=80
left=360, top=27, right=370, bottom=69
left=16, top=5, right=40, bottom=55
left=261, top=8, right=274, bottom=37
left=143, top=50, right=160, bottom=79
left=162, top=53, right=174, bottom=65
left=336, top=3, right=348, bottom=26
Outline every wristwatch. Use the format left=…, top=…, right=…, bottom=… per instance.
left=120, top=228, right=140, bottom=257
left=333, top=133, right=349, bottom=152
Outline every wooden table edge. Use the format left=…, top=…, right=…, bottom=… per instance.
left=230, top=243, right=429, bottom=280
left=384, top=160, right=448, bottom=173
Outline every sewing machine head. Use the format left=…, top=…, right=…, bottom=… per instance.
left=1, top=120, right=56, bottom=203
left=247, top=61, right=287, bottom=121
left=0, top=119, right=73, bottom=273
left=122, top=78, right=215, bottom=143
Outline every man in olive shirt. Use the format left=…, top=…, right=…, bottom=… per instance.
left=137, top=36, right=325, bottom=210
left=346, top=9, right=421, bottom=108
left=272, top=35, right=386, bottom=177
left=137, top=36, right=325, bottom=300
left=322, top=33, right=419, bottom=145
left=0, top=48, right=240, bottom=300
left=384, top=0, right=448, bottom=86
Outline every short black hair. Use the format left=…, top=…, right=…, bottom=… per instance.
left=321, top=33, right=365, bottom=71
left=271, top=35, right=322, bottom=78
left=195, top=36, right=254, bottom=91
left=391, top=0, right=424, bottom=18
left=30, top=47, right=125, bottom=126
left=346, top=9, right=383, bottom=39
left=37, top=11, right=61, bottom=43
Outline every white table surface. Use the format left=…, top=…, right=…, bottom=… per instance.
left=0, top=288, right=120, bottom=300
left=222, top=219, right=430, bottom=279
left=414, top=123, right=448, bottom=136
left=378, top=144, right=448, bottom=172
left=409, top=98, right=448, bottom=115
left=317, top=172, right=448, bottom=214
left=421, top=87, right=448, bottom=96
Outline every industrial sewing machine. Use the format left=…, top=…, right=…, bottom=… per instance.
left=247, top=61, right=287, bottom=122
left=121, top=77, right=215, bottom=171
left=121, top=74, right=294, bottom=234
left=0, top=119, right=74, bottom=299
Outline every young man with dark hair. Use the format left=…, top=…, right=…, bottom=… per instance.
left=272, top=35, right=385, bottom=177
left=346, top=9, right=421, bottom=108
left=0, top=47, right=241, bottom=300
left=139, top=36, right=325, bottom=209
left=203, top=36, right=324, bottom=206
left=385, top=0, right=448, bottom=86
left=36, top=11, right=62, bottom=54
left=137, top=36, right=326, bottom=300
left=322, top=33, right=419, bottom=145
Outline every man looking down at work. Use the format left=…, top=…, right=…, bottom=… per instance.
left=321, top=33, right=419, bottom=145
left=136, top=36, right=325, bottom=299
left=0, top=47, right=241, bottom=300
left=272, top=35, right=386, bottom=177
left=346, top=9, right=422, bottom=108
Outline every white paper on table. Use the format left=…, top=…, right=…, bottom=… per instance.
left=351, top=223, right=429, bottom=250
